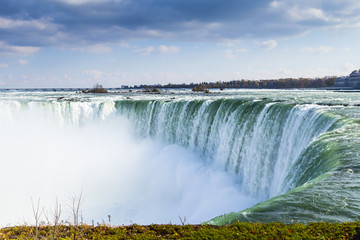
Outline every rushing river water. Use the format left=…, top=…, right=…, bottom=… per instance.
left=0, top=89, right=359, bottom=226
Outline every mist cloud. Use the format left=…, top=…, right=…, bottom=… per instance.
left=0, top=101, right=258, bottom=225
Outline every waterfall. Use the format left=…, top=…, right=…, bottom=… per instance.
left=1, top=94, right=354, bottom=225
left=115, top=99, right=341, bottom=200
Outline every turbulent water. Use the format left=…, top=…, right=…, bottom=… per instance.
left=0, top=89, right=360, bottom=226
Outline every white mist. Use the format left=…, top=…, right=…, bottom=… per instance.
left=0, top=101, right=258, bottom=226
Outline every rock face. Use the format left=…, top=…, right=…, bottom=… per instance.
left=334, top=69, right=360, bottom=89
left=143, top=87, right=161, bottom=94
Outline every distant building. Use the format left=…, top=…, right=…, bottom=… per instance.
left=334, top=69, right=360, bottom=89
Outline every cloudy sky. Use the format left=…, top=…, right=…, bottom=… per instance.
left=0, top=0, right=359, bottom=88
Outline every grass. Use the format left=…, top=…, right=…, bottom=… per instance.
left=0, top=221, right=359, bottom=239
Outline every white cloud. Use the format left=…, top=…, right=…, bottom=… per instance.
left=236, top=48, right=250, bottom=53
left=11, top=46, right=40, bottom=55
left=218, top=41, right=235, bottom=47
left=259, top=40, right=277, bottom=50
left=307, top=67, right=340, bottom=77
left=0, top=63, right=9, bottom=68
left=224, top=49, right=235, bottom=59
left=134, top=46, right=155, bottom=55
left=300, top=46, right=333, bottom=53
left=222, top=48, right=249, bottom=59
left=58, top=0, right=121, bottom=5
left=288, top=7, right=330, bottom=22
left=0, top=42, right=40, bottom=55
left=305, top=8, right=329, bottom=21
left=158, top=45, right=180, bottom=54
left=83, top=70, right=104, bottom=78
left=18, top=60, right=28, bottom=65
left=88, top=44, right=112, bottom=53
left=0, top=17, right=56, bottom=31
left=134, top=45, right=180, bottom=55
left=68, top=44, right=112, bottom=53
left=278, top=68, right=296, bottom=76
left=119, top=42, right=132, bottom=48
left=344, top=62, right=356, bottom=72
left=0, top=17, right=22, bottom=29
left=270, top=1, right=281, bottom=8
left=269, top=1, right=338, bottom=23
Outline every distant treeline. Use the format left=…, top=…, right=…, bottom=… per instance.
left=131, top=76, right=337, bottom=90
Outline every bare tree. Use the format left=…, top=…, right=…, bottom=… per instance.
left=31, top=197, right=43, bottom=240
left=71, top=191, right=83, bottom=226
left=51, top=197, right=62, bottom=239
left=69, top=191, right=84, bottom=240
left=178, top=216, right=187, bottom=226
left=108, top=215, right=111, bottom=226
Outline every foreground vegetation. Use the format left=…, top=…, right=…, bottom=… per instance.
left=1, top=221, right=360, bottom=239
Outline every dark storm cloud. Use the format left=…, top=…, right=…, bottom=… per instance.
left=0, top=0, right=359, bottom=48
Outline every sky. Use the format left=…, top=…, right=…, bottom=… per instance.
left=0, top=0, right=360, bottom=88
